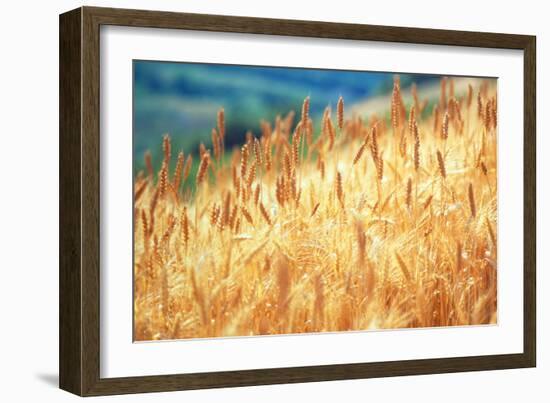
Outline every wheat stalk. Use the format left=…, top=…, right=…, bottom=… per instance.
left=196, top=153, right=210, bottom=185
left=468, top=183, right=477, bottom=218
left=436, top=150, right=446, bottom=179
left=337, top=96, right=344, bottom=130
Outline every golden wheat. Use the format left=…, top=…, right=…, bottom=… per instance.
left=133, top=76, right=498, bottom=341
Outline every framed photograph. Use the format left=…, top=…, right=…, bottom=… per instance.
left=59, top=6, right=536, bottom=396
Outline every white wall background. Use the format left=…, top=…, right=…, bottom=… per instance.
left=0, top=0, right=546, bottom=401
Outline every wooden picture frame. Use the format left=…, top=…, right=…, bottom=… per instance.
left=59, top=6, right=536, bottom=396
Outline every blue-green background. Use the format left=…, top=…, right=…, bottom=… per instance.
left=133, top=61, right=437, bottom=175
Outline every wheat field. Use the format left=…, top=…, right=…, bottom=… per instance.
left=133, top=76, right=497, bottom=341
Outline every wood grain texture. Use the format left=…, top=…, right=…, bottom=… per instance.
left=59, top=7, right=82, bottom=396
left=59, top=6, right=537, bottom=396
left=81, top=6, right=102, bottom=396
left=523, top=37, right=537, bottom=367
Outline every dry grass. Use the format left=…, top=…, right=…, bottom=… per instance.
left=133, top=76, right=498, bottom=341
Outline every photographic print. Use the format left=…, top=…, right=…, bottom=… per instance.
left=132, top=61, right=497, bottom=341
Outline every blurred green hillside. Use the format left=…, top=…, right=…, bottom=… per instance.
left=133, top=61, right=438, bottom=175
